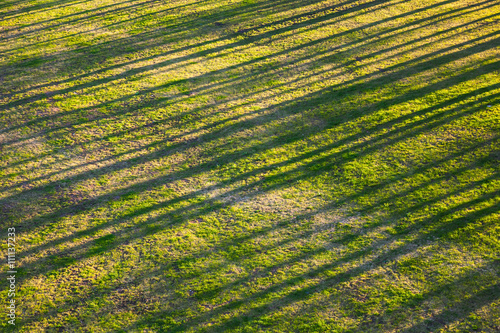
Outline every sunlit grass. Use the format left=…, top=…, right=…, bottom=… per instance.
left=1, top=0, right=499, bottom=331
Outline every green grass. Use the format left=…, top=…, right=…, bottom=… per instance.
left=1, top=0, right=499, bottom=331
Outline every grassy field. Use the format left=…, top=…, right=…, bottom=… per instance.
left=1, top=0, right=499, bottom=331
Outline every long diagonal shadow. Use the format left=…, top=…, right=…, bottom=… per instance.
left=14, top=123, right=499, bottom=287
left=18, top=160, right=497, bottom=328
left=3, top=1, right=499, bottom=330
left=1, top=5, right=496, bottom=184
left=3, top=0, right=474, bottom=100
left=122, top=193, right=498, bottom=332
left=4, top=54, right=498, bottom=237
left=4, top=32, right=498, bottom=197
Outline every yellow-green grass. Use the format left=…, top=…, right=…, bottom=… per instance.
left=1, top=0, right=499, bottom=331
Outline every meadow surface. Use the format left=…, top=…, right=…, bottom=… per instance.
left=0, top=0, right=499, bottom=331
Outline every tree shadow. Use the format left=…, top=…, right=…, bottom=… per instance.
left=1, top=0, right=499, bottom=331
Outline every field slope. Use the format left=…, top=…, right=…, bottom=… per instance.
left=1, top=0, right=499, bottom=331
